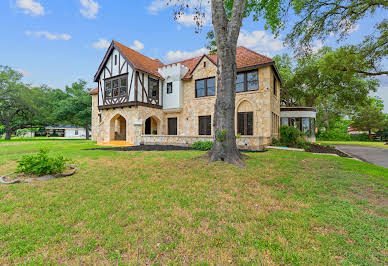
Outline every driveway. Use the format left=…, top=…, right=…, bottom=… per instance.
left=334, top=145, right=388, bottom=168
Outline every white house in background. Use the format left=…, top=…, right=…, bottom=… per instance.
left=45, top=125, right=90, bottom=138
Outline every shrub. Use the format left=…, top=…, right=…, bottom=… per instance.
left=17, top=148, right=70, bottom=176
left=279, top=125, right=301, bottom=147
left=271, top=138, right=282, bottom=146
left=296, top=136, right=310, bottom=149
left=192, top=141, right=213, bottom=151
left=317, top=129, right=351, bottom=141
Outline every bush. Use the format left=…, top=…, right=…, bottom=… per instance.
left=192, top=141, right=213, bottom=151
left=17, top=149, right=70, bottom=176
left=296, top=136, right=310, bottom=149
left=317, top=129, right=351, bottom=141
left=279, top=125, right=301, bottom=147
left=271, top=138, right=282, bottom=146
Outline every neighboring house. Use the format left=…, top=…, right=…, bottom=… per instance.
left=347, top=126, right=368, bottom=135
left=90, top=40, right=281, bottom=149
left=45, top=126, right=89, bottom=138
left=280, top=107, right=317, bottom=142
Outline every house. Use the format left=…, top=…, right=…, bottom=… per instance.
left=90, top=40, right=281, bottom=149
left=280, top=107, right=317, bottom=142
left=43, top=125, right=89, bottom=138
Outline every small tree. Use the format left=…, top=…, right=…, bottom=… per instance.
left=352, top=97, right=386, bottom=140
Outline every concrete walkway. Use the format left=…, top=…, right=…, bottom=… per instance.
left=334, top=145, right=388, bottom=168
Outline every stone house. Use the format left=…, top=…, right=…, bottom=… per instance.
left=90, top=40, right=281, bottom=149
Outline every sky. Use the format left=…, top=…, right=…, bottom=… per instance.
left=1, top=0, right=387, bottom=112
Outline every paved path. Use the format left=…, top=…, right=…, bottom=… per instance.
left=334, top=145, right=388, bottom=168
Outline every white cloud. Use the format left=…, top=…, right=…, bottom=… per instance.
left=176, top=13, right=210, bottom=27
left=237, top=30, right=284, bottom=56
left=25, top=31, right=71, bottom=40
left=164, top=47, right=209, bottom=63
left=92, top=38, right=110, bottom=49
left=345, top=23, right=360, bottom=34
left=15, top=68, right=32, bottom=77
left=147, top=0, right=211, bottom=27
left=16, top=0, right=45, bottom=16
left=311, top=40, right=323, bottom=53
left=130, top=40, right=144, bottom=51
left=80, top=0, right=99, bottom=19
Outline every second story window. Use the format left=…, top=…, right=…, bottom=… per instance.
left=104, top=75, right=128, bottom=98
left=236, top=70, right=258, bottom=92
left=148, top=77, right=159, bottom=100
left=167, top=82, right=173, bottom=94
left=195, top=77, right=215, bottom=98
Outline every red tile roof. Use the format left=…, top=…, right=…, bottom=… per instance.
left=114, top=41, right=164, bottom=78
left=89, top=87, right=98, bottom=95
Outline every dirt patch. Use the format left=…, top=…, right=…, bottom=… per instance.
left=306, top=144, right=351, bottom=158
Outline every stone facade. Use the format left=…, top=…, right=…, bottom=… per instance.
left=91, top=56, right=280, bottom=149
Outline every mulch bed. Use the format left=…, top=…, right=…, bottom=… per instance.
left=86, top=144, right=266, bottom=153
left=306, top=144, right=351, bottom=158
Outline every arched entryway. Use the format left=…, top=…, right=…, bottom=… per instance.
left=110, top=114, right=127, bottom=141
left=144, top=116, right=160, bottom=135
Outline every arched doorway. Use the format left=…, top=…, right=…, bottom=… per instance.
left=144, top=116, right=159, bottom=135
left=236, top=100, right=254, bottom=136
left=110, top=114, right=127, bottom=141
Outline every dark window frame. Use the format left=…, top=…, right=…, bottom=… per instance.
left=237, top=112, right=253, bottom=136
left=148, top=77, right=159, bottom=100
left=114, top=55, right=117, bottom=65
left=199, top=115, right=211, bottom=135
left=104, top=74, right=128, bottom=99
left=167, top=82, right=173, bottom=94
left=273, top=75, right=277, bottom=96
left=236, top=70, right=259, bottom=93
left=195, top=77, right=216, bottom=98
left=168, top=117, right=178, bottom=135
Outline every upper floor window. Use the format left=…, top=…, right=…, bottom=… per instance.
left=236, top=70, right=258, bottom=92
left=114, top=55, right=117, bottom=65
left=104, top=75, right=128, bottom=98
left=167, top=82, right=173, bottom=94
left=273, top=75, right=277, bottom=96
left=148, top=77, right=159, bottom=100
left=195, top=77, right=215, bottom=98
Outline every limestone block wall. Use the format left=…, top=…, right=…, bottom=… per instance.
left=91, top=94, right=99, bottom=141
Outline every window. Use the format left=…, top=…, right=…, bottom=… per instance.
left=273, top=75, right=277, bottom=96
left=199, top=115, right=211, bottom=135
left=195, top=77, right=215, bottom=97
left=75, top=130, right=78, bottom=136
left=236, top=70, right=258, bottom=92
left=114, top=55, right=117, bottom=65
left=168, top=117, right=177, bottom=135
left=120, top=77, right=127, bottom=96
left=148, top=77, right=159, bottom=100
left=281, top=117, right=288, bottom=126
left=167, top=82, right=173, bottom=94
left=237, top=112, right=253, bottom=135
left=204, top=61, right=206, bottom=68
left=104, top=74, right=128, bottom=98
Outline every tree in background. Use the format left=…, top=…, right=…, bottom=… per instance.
left=0, top=66, right=38, bottom=140
left=352, top=97, right=386, bottom=140
left=287, top=0, right=387, bottom=76
left=54, top=80, right=92, bottom=140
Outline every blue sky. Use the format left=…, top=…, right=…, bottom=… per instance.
left=1, top=0, right=387, bottom=112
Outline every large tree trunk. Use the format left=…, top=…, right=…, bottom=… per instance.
left=85, top=123, right=90, bottom=140
left=5, top=129, right=12, bottom=140
left=209, top=0, right=246, bottom=166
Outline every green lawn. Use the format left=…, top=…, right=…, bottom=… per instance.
left=0, top=140, right=387, bottom=264
left=318, top=140, right=388, bottom=149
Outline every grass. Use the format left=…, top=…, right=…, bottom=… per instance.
left=0, top=139, right=387, bottom=264
left=318, top=140, right=388, bottom=149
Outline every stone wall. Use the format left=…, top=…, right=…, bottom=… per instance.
left=141, top=135, right=265, bottom=150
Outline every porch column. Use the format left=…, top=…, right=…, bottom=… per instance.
left=133, top=120, right=142, bottom=146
